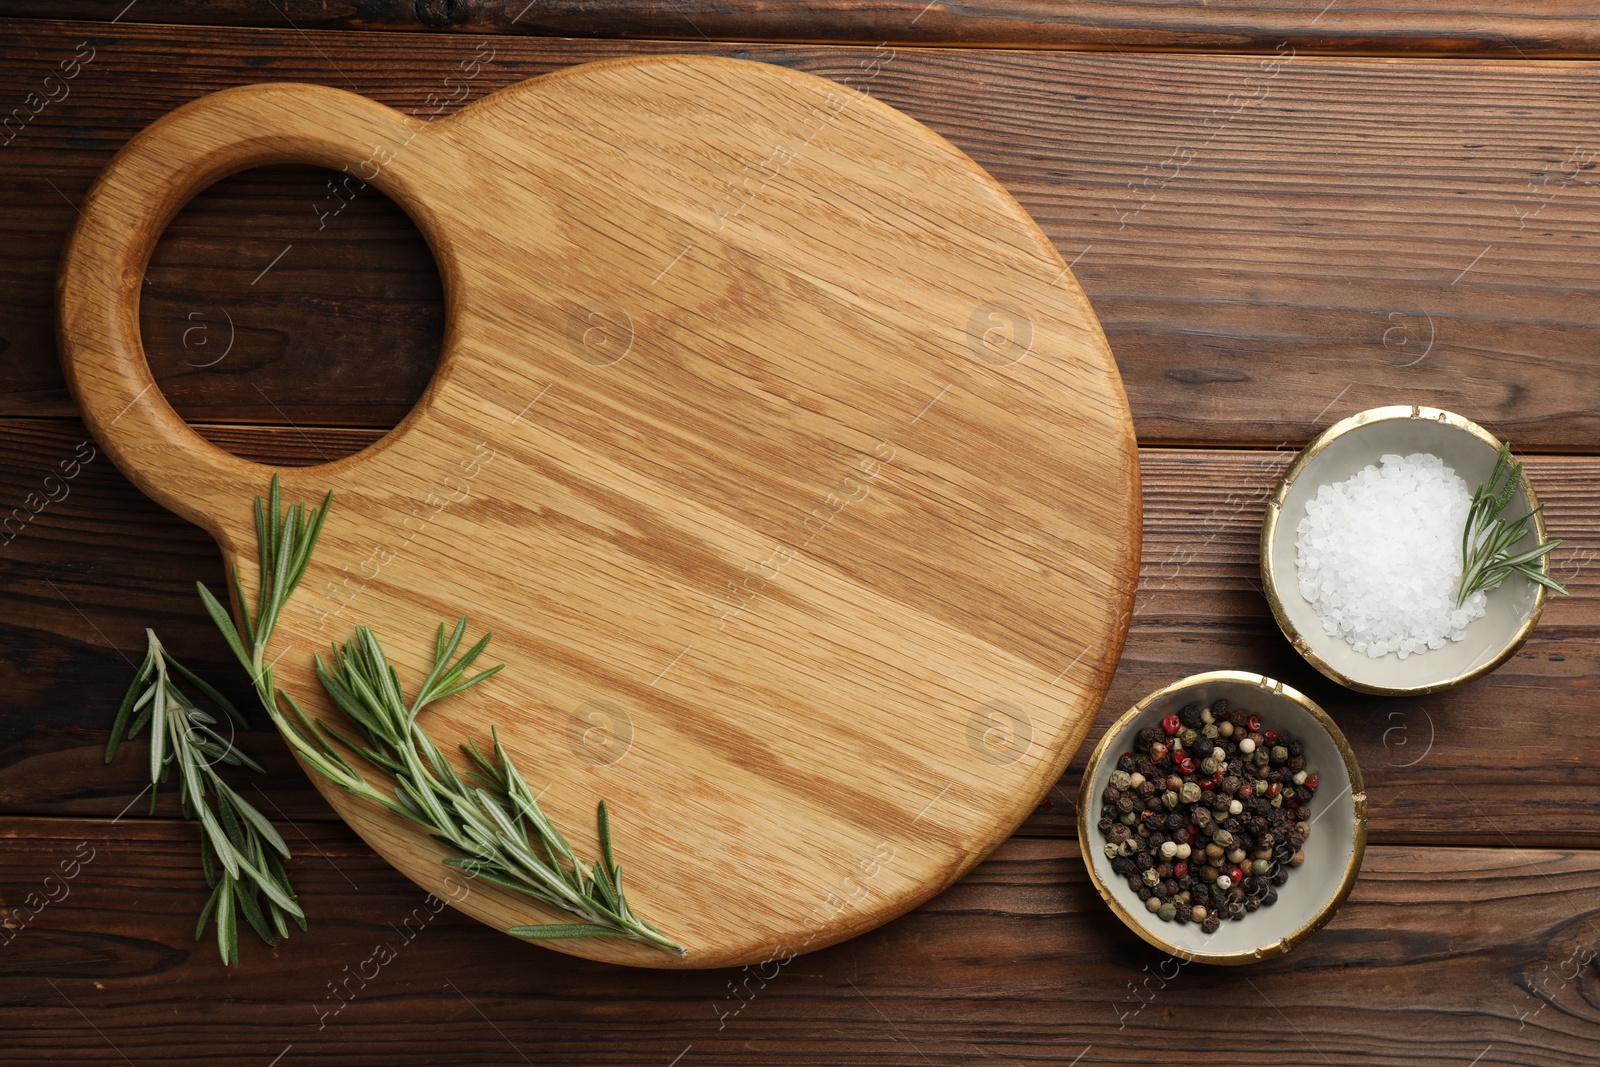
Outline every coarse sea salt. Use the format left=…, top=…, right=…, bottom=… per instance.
left=1294, top=452, right=1487, bottom=660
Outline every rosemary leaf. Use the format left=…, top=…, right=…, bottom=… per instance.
left=506, top=923, right=630, bottom=940
left=1457, top=441, right=1568, bottom=608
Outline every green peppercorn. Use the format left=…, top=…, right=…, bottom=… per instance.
left=1253, top=859, right=1271, bottom=876
left=1180, top=782, right=1202, bottom=804
left=1158, top=902, right=1177, bottom=922
left=1143, top=868, right=1161, bottom=887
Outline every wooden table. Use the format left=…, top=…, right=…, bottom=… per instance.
left=3, top=4, right=1598, bottom=1063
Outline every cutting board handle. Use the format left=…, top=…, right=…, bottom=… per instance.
left=57, top=82, right=430, bottom=538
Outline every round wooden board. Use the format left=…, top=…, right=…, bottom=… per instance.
left=58, top=56, right=1140, bottom=968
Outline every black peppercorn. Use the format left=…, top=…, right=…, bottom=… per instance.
left=1097, top=704, right=1317, bottom=934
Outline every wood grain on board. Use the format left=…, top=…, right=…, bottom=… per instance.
left=2, top=23, right=1599, bottom=448
left=4, top=420, right=1595, bottom=846
left=2, top=818, right=1596, bottom=1066
left=1, top=0, right=1598, bottom=57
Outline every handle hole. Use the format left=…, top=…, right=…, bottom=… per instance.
left=139, top=164, right=444, bottom=466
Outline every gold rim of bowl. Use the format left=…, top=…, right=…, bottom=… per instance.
left=1075, top=670, right=1368, bottom=965
left=1259, top=404, right=1550, bottom=697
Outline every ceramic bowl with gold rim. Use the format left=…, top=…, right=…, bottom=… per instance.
left=1260, top=405, right=1551, bottom=697
left=1076, top=671, right=1366, bottom=965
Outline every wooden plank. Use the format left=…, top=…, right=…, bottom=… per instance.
left=1, top=816, right=1596, bottom=1064
left=4, top=22, right=1600, bottom=448
left=0, top=0, right=1596, bottom=57
left=4, top=419, right=1597, bottom=846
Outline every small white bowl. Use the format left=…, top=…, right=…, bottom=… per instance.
left=1261, top=405, right=1551, bottom=696
left=1077, top=672, right=1366, bottom=965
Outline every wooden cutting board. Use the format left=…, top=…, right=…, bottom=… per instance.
left=57, top=55, right=1140, bottom=968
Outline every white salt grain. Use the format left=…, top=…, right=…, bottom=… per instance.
left=1294, top=452, right=1487, bottom=660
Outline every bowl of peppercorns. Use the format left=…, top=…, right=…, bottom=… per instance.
left=1076, top=671, right=1366, bottom=964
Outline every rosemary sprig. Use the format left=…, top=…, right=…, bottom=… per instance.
left=108, top=630, right=305, bottom=965
left=278, top=620, right=682, bottom=955
left=204, top=477, right=682, bottom=955
left=195, top=474, right=332, bottom=714
left=1457, top=441, right=1567, bottom=607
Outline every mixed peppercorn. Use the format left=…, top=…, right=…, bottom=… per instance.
left=1096, top=699, right=1319, bottom=934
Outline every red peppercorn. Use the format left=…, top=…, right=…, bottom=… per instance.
left=1238, top=784, right=1253, bottom=799
left=1199, top=779, right=1214, bottom=791
left=1212, top=770, right=1224, bottom=784
left=1246, top=714, right=1262, bottom=733
left=1288, top=799, right=1299, bottom=809
left=1267, top=783, right=1281, bottom=797
left=1151, top=742, right=1169, bottom=762
left=1305, top=774, right=1319, bottom=792
left=1264, top=731, right=1277, bottom=746
left=1176, top=757, right=1196, bottom=775
left=1161, top=715, right=1181, bottom=736
left=1174, top=862, right=1188, bottom=879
